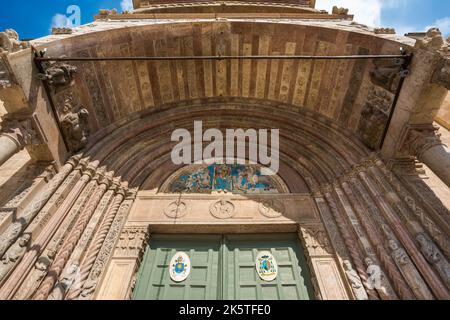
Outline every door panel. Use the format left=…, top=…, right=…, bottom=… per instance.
left=132, top=234, right=222, bottom=300
left=132, top=233, right=314, bottom=300
left=224, top=234, right=314, bottom=300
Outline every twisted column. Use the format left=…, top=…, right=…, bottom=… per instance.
left=0, top=155, right=81, bottom=259
left=65, top=188, right=125, bottom=300
left=33, top=169, right=109, bottom=300
left=342, top=177, right=414, bottom=299
left=322, top=186, right=380, bottom=300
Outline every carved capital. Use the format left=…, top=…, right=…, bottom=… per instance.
left=299, top=225, right=333, bottom=257
left=399, top=124, right=445, bottom=158
left=1, top=117, right=39, bottom=148
left=115, top=226, right=149, bottom=259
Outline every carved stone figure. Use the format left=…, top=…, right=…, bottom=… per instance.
left=416, top=233, right=450, bottom=288
left=415, top=28, right=445, bottom=51
left=370, top=58, right=403, bottom=92
left=60, top=95, right=90, bottom=152
left=343, top=260, right=363, bottom=290
left=48, top=262, right=80, bottom=300
left=365, top=257, right=397, bottom=299
left=0, top=234, right=31, bottom=280
left=38, top=62, right=77, bottom=89
left=210, top=200, right=235, bottom=219
left=0, top=29, right=28, bottom=53
left=388, top=240, right=434, bottom=299
left=332, top=6, right=349, bottom=15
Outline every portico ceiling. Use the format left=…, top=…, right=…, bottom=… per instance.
left=34, top=20, right=410, bottom=153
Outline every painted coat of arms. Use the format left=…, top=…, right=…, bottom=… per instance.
left=255, top=251, right=278, bottom=282
left=169, top=252, right=191, bottom=282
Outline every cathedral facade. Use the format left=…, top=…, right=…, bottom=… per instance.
left=0, top=0, right=449, bottom=300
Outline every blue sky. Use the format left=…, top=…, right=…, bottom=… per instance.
left=0, top=0, right=449, bottom=40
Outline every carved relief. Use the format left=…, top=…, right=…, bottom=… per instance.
left=416, top=233, right=450, bottom=288
left=210, top=200, right=235, bottom=219
left=164, top=201, right=188, bottom=218
left=58, top=93, right=90, bottom=152
left=374, top=28, right=396, bottom=35
left=0, top=234, right=31, bottom=281
left=343, top=260, right=364, bottom=290
left=357, top=86, right=393, bottom=149
left=388, top=240, right=434, bottom=299
left=258, top=200, right=284, bottom=218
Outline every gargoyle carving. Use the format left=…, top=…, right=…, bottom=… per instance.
left=370, top=58, right=404, bottom=92
left=38, top=61, right=77, bottom=90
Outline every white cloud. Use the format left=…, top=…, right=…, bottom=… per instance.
left=121, top=0, right=134, bottom=12
left=51, top=13, right=73, bottom=28
left=315, top=0, right=407, bottom=27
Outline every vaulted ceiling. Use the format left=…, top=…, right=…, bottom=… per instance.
left=39, top=20, right=408, bottom=151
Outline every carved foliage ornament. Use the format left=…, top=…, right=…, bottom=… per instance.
left=400, top=125, right=443, bottom=158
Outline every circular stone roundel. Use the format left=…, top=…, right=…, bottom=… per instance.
left=255, top=251, right=278, bottom=282
left=209, top=200, right=235, bottom=219
left=169, top=252, right=191, bottom=282
left=164, top=201, right=188, bottom=218
left=258, top=200, right=284, bottom=218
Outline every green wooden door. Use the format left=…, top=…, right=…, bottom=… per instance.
left=132, top=233, right=314, bottom=300
left=224, top=234, right=314, bottom=300
left=132, top=234, right=222, bottom=300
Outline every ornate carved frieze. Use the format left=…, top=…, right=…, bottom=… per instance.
left=373, top=28, right=396, bottom=35
left=399, top=124, right=444, bottom=158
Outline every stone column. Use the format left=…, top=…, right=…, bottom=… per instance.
left=95, top=226, right=149, bottom=300
left=0, top=118, right=36, bottom=167
left=400, top=124, right=450, bottom=187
